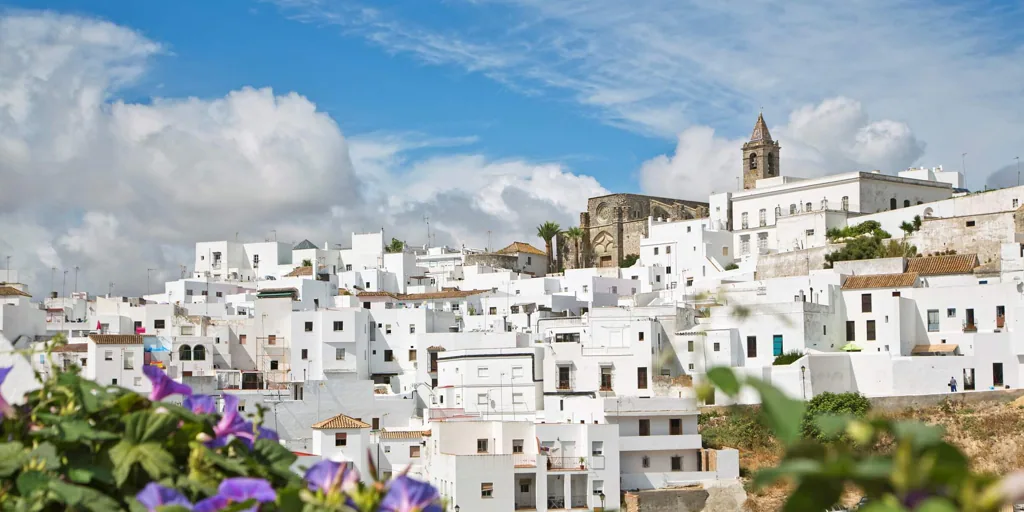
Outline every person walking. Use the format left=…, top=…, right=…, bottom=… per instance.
left=948, top=376, right=958, bottom=393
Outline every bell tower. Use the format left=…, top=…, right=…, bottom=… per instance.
left=742, top=113, right=781, bottom=190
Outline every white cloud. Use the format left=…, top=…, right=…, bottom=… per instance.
left=0, top=11, right=604, bottom=295
left=640, top=97, right=926, bottom=199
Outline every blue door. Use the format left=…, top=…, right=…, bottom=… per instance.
left=772, top=335, right=783, bottom=356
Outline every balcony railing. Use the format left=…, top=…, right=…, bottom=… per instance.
left=963, top=323, right=978, bottom=333
left=997, top=316, right=1005, bottom=328
left=546, top=456, right=588, bottom=471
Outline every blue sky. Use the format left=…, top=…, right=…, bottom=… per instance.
left=1, top=0, right=1023, bottom=294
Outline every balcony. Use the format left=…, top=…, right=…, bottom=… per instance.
left=997, top=315, right=1005, bottom=329
left=963, top=323, right=978, bottom=333
left=546, top=456, right=588, bottom=471
left=619, top=434, right=702, bottom=452
left=211, top=262, right=222, bottom=269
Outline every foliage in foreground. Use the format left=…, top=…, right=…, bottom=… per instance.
left=0, top=344, right=442, bottom=512
left=703, top=366, right=1024, bottom=512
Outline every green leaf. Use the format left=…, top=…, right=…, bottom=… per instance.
left=753, top=459, right=823, bottom=489
left=706, top=367, right=741, bottom=397
left=747, top=377, right=806, bottom=446
left=813, top=414, right=853, bottom=438
left=0, top=441, right=27, bottom=477
left=851, top=456, right=894, bottom=480
left=782, top=477, right=843, bottom=512
left=858, top=501, right=908, bottom=512
left=58, top=419, right=121, bottom=442
left=123, top=411, right=179, bottom=443
left=49, top=480, right=122, bottom=511
left=891, top=421, right=943, bottom=450
left=914, top=497, right=959, bottom=512
left=28, top=442, right=60, bottom=471
left=111, top=440, right=176, bottom=485
left=16, top=470, right=49, bottom=496
left=253, top=438, right=300, bottom=480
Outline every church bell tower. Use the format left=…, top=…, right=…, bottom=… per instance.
left=742, top=113, right=781, bottom=190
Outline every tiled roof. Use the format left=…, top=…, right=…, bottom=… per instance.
left=0, top=286, right=30, bottom=297
left=399, top=289, right=488, bottom=301
left=312, top=413, right=370, bottom=430
left=841, top=273, right=918, bottom=290
left=256, top=287, right=298, bottom=299
left=496, top=242, right=547, bottom=257
left=357, top=291, right=398, bottom=299
left=379, top=430, right=429, bottom=440
left=911, top=344, right=959, bottom=354
left=51, top=343, right=88, bottom=353
left=88, top=334, right=143, bottom=345
left=285, top=266, right=313, bottom=277
left=427, top=346, right=447, bottom=352
left=907, top=254, right=978, bottom=276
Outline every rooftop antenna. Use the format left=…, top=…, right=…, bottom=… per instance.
left=423, top=215, right=431, bottom=247
left=961, top=152, right=967, bottom=189
left=487, top=230, right=492, bottom=252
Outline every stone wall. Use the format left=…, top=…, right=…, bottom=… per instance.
left=755, top=245, right=838, bottom=279
left=908, top=211, right=1016, bottom=266
left=464, top=253, right=520, bottom=272
left=867, top=387, right=1024, bottom=411
left=623, top=482, right=747, bottom=512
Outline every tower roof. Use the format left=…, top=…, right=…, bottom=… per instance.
left=749, top=113, right=773, bottom=143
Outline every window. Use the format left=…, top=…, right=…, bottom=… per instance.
left=123, top=352, right=134, bottom=370
left=861, top=293, right=872, bottom=313
left=186, top=289, right=194, bottom=296
left=670, top=418, right=683, bottom=435
left=671, top=456, right=683, bottom=471
left=268, top=335, right=276, bottom=345
left=409, top=324, right=416, bottom=334
left=713, top=342, right=720, bottom=352
left=239, top=334, right=246, bottom=344
left=653, top=247, right=659, bottom=255
left=512, top=393, right=524, bottom=404
left=740, top=235, right=750, bottom=255
left=409, top=445, right=421, bottom=458
left=966, top=220, right=976, bottom=227
left=741, top=212, right=749, bottom=229
left=372, top=417, right=379, bottom=430
left=638, top=332, right=645, bottom=342
left=666, top=266, right=672, bottom=274
left=216, top=291, right=223, bottom=298
left=600, top=366, right=612, bottom=390
left=154, top=319, right=165, bottom=329
left=512, top=366, right=524, bottom=378
left=301, top=349, right=308, bottom=360
left=928, top=309, right=940, bottom=332
left=384, top=350, right=393, bottom=362
left=666, top=246, right=672, bottom=254
left=336, top=348, right=345, bottom=360
left=790, top=204, right=797, bottom=214
left=757, top=232, right=768, bottom=250
left=408, top=349, right=417, bottom=361
left=775, top=205, right=782, bottom=219
left=866, top=320, right=876, bottom=341
left=385, top=324, right=392, bottom=334
left=335, top=433, right=347, bottom=446
left=477, top=439, right=488, bottom=453
left=806, top=202, right=812, bottom=212
left=513, top=439, right=524, bottom=453
left=112, top=378, right=117, bottom=385
left=842, top=196, right=849, bottom=211
left=947, top=308, right=956, bottom=318
left=759, top=209, right=767, bottom=227
left=773, top=335, right=783, bottom=356
left=134, top=377, right=142, bottom=387
left=478, top=366, right=489, bottom=378
left=304, top=321, right=313, bottom=332
left=81, top=358, right=87, bottom=367
left=1015, top=199, right=1020, bottom=208
left=477, top=394, right=487, bottom=405
left=527, top=256, right=532, bottom=264
left=890, top=198, right=898, bottom=210
left=481, top=483, right=493, bottom=498
left=806, top=229, right=815, bottom=237
left=637, top=367, right=648, bottom=389
left=639, top=419, right=651, bottom=436
left=904, top=200, right=911, bottom=208
left=104, top=350, right=113, bottom=361
left=592, top=441, right=604, bottom=456
left=846, top=321, right=855, bottom=341
left=746, top=336, right=757, bottom=357
left=488, top=307, right=497, bottom=314
left=193, top=345, right=205, bottom=361
left=642, top=456, right=651, bottom=468
left=270, top=360, right=279, bottom=370
left=688, top=340, right=694, bottom=352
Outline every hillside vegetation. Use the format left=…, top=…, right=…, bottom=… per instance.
left=699, top=396, right=1024, bottom=511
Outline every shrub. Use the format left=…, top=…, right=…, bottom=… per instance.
left=825, top=221, right=891, bottom=241
left=620, top=254, right=639, bottom=267
left=0, top=340, right=443, bottom=512
left=699, top=408, right=774, bottom=451
left=724, top=263, right=739, bottom=271
left=801, top=391, right=872, bottom=440
left=772, top=350, right=803, bottom=366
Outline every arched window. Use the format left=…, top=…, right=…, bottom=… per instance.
left=842, top=196, right=849, bottom=211
left=805, top=202, right=812, bottom=212
left=904, top=200, right=911, bottom=208
left=890, top=198, right=897, bottom=210
left=193, top=345, right=206, bottom=361
left=749, top=153, right=757, bottom=169
left=767, top=154, right=775, bottom=175
left=178, top=344, right=192, bottom=361
left=774, top=205, right=782, bottom=219
left=790, top=204, right=797, bottom=214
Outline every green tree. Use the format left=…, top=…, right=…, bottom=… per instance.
left=801, top=391, right=872, bottom=441
left=385, top=238, right=405, bottom=253
left=824, top=236, right=886, bottom=268
left=563, top=227, right=585, bottom=269
left=620, top=254, right=639, bottom=267
left=536, top=221, right=561, bottom=273
left=301, top=259, right=312, bottom=267
left=881, top=239, right=918, bottom=258
left=826, top=221, right=891, bottom=241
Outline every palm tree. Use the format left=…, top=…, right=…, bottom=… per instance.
left=536, top=221, right=561, bottom=273
left=563, top=227, right=584, bottom=269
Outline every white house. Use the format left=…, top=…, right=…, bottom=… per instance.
left=311, top=412, right=373, bottom=482
left=86, top=334, right=148, bottom=392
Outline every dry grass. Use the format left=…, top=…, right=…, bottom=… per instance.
left=731, top=398, right=1024, bottom=511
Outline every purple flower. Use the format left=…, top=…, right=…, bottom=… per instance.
left=305, top=460, right=360, bottom=494
left=0, top=366, right=14, bottom=419
left=144, top=366, right=192, bottom=402
left=209, top=394, right=249, bottom=448
left=183, top=394, right=217, bottom=415
left=136, top=483, right=192, bottom=511
left=380, top=475, right=442, bottom=512
left=194, top=478, right=276, bottom=512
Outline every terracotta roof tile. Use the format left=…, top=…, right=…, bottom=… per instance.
left=379, top=430, right=429, bottom=440
left=842, top=273, right=918, bottom=290
left=88, top=334, right=143, bottom=345
left=51, top=343, right=88, bottom=353
left=0, top=285, right=30, bottom=297
left=496, top=242, right=547, bottom=257
left=398, top=289, right=488, bottom=301
left=285, top=266, right=314, bottom=277
left=357, top=291, right=398, bottom=299
left=906, top=254, right=978, bottom=276
left=911, top=344, right=959, bottom=354
left=312, top=413, right=370, bottom=430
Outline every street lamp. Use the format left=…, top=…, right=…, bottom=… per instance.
left=800, top=365, right=807, bottom=400
left=599, top=491, right=606, bottom=509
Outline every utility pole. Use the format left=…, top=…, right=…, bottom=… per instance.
left=423, top=215, right=431, bottom=247
left=50, top=267, right=56, bottom=295
left=74, top=266, right=79, bottom=294
left=961, top=152, right=968, bottom=190
left=487, top=230, right=492, bottom=252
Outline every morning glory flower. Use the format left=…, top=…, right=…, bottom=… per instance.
left=144, top=366, right=192, bottom=402
left=183, top=394, right=217, bottom=415
left=194, top=478, right=276, bottom=512
left=209, top=394, right=250, bottom=448
left=136, top=483, right=192, bottom=511
left=380, top=475, right=442, bottom=512
left=305, top=460, right=360, bottom=495
left=0, top=366, right=14, bottom=419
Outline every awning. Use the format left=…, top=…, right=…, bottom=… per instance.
left=840, top=343, right=862, bottom=352
left=911, top=344, right=959, bottom=355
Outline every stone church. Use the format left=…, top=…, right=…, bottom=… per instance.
left=558, top=113, right=777, bottom=269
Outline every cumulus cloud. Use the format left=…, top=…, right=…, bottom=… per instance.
left=639, top=97, right=926, bottom=199
left=0, top=11, right=605, bottom=296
